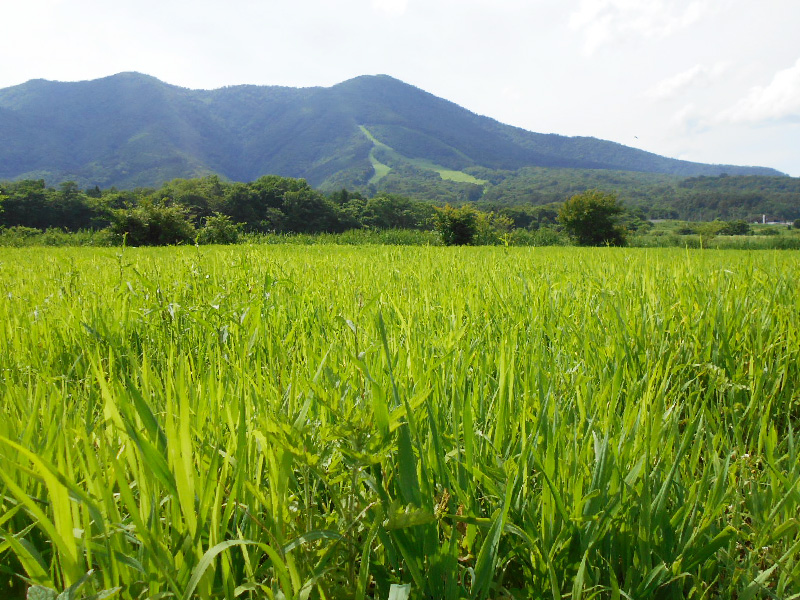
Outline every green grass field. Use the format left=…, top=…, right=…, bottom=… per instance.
left=1, top=245, right=799, bottom=599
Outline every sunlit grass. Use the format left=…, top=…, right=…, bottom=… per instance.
left=401, top=157, right=487, bottom=185
left=1, top=245, right=799, bottom=599
left=360, top=125, right=486, bottom=185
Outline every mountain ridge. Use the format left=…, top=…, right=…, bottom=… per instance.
left=0, top=72, right=785, bottom=190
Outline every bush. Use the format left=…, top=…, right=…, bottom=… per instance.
left=0, top=226, right=42, bottom=246
left=508, top=226, right=569, bottom=246
left=717, top=220, right=751, bottom=236
left=108, top=200, right=196, bottom=246
left=557, top=190, right=627, bottom=246
left=0, top=226, right=112, bottom=247
left=197, top=213, right=240, bottom=245
left=433, top=204, right=478, bottom=246
left=475, top=212, right=514, bottom=245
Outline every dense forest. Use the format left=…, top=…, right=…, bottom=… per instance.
left=470, top=168, right=800, bottom=222
left=0, top=176, right=437, bottom=242
left=343, top=164, right=800, bottom=223
left=2, top=168, right=799, bottom=245
left=0, top=73, right=782, bottom=191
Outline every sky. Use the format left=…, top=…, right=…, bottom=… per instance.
left=1, top=0, right=799, bottom=176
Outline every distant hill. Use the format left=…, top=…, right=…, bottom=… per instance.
left=0, top=72, right=785, bottom=191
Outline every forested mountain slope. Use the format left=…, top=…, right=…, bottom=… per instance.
left=0, top=72, right=783, bottom=190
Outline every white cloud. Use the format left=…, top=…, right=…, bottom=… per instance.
left=670, top=103, right=709, bottom=134
left=569, top=0, right=721, bottom=53
left=718, top=57, right=800, bottom=123
left=372, top=0, right=409, bottom=16
left=645, top=63, right=729, bottom=100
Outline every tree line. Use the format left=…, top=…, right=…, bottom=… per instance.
left=0, top=176, right=440, bottom=244
left=474, top=169, right=800, bottom=222
left=1, top=175, right=597, bottom=246
left=5, top=175, right=773, bottom=248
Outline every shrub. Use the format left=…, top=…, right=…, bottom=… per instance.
left=0, top=225, right=42, bottom=246
left=198, top=213, right=240, bottom=245
left=717, top=220, right=751, bottom=236
left=108, top=200, right=196, bottom=246
left=433, top=204, right=478, bottom=246
left=475, top=212, right=514, bottom=245
left=508, top=226, right=569, bottom=246
left=557, top=189, right=627, bottom=246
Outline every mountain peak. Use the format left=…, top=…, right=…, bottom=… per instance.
left=101, top=71, right=168, bottom=84
left=0, top=73, right=785, bottom=189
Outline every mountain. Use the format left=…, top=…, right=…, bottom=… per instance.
left=0, top=72, right=785, bottom=190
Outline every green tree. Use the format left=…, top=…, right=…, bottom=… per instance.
left=108, top=200, right=195, bottom=246
left=197, top=213, right=241, bottom=245
left=475, top=211, right=514, bottom=245
left=433, top=204, right=478, bottom=245
left=59, top=181, right=80, bottom=200
left=694, top=221, right=724, bottom=249
left=281, top=189, right=342, bottom=233
left=362, top=195, right=428, bottom=230
left=223, top=176, right=316, bottom=232
left=718, top=219, right=751, bottom=235
left=557, top=190, right=627, bottom=246
left=155, top=176, right=229, bottom=222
